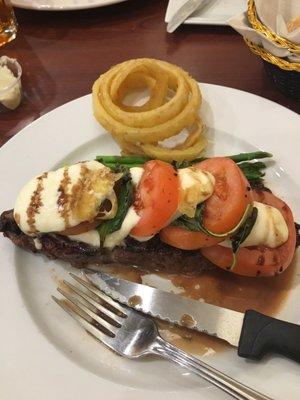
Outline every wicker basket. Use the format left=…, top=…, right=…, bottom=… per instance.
left=245, top=0, right=300, bottom=100
left=245, top=39, right=300, bottom=100
left=264, top=61, right=300, bottom=100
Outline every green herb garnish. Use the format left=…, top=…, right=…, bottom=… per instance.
left=97, top=172, right=133, bottom=243
left=173, top=202, right=254, bottom=238
left=229, top=206, right=258, bottom=271
left=172, top=203, right=206, bottom=233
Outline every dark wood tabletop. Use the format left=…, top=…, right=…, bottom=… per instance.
left=0, top=0, right=299, bottom=147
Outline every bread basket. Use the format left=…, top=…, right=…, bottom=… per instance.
left=245, top=0, right=300, bottom=100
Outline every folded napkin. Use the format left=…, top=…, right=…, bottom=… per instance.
left=228, top=0, right=300, bottom=63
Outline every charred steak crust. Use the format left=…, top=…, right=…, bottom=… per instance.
left=114, top=237, right=215, bottom=274
left=0, top=210, right=215, bottom=274
left=0, top=210, right=37, bottom=254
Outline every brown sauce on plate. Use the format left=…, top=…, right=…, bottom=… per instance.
left=51, top=259, right=297, bottom=357
left=180, top=313, right=196, bottom=328
left=128, top=295, right=142, bottom=307
left=100, top=259, right=297, bottom=356
left=157, top=320, right=229, bottom=356
left=169, top=260, right=295, bottom=316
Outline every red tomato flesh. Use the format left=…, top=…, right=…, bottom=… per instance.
left=196, top=157, right=253, bottom=234
left=59, top=220, right=99, bottom=235
left=160, top=226, right=223, bottom=250
left=131, top=160, right=179, bottom=237
left=201, top=190, right=296, bottom=277
left=160, top=157, right=253, bottom=250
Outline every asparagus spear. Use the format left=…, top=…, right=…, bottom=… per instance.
left=95, top=151, right=272, bottom=186
left=228, top=151, right=272, bottom=163
left=95, top=151, right=272, bottom=169
left=96, top=155, right=150, bottom=165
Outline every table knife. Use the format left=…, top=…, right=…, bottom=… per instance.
left=87, top=271, right=300, bottom=363
left=167, top=0, right=207, bottom=33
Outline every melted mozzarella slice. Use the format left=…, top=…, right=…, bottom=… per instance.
left=129, top=166, right=155, bottom=242
left=67, top=207, right=142, bottom=249
left=68, top=230, right=101, bottom=247
left=14, top=161, right=120, bottom=235
left=130, top=167, right=144, bottom=186
left=130, top=234, right=154, bottom=242
left=241, top=201, right=288, bottom=248
left=219, top=201, right=289, bottom=249
left=104, top=206, right=140, bottom=249
left=178, top=167, right=215, bottom=218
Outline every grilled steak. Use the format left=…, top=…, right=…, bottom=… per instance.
left=0, top=210, right=215, bottom=275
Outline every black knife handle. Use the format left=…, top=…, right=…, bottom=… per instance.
left=238, top=310, right=300, bottom=363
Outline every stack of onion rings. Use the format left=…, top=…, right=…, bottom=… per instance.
left=92, top=58, right=206, bottom=162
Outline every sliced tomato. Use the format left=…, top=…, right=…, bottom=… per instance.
left=130, top=160, right=179, bottom=237
left=195, top=157, right=253, bottom=234
left=59, top=220, right=100, bottom=236
left=160, top=157, right=252, bottom=250
left=201, top=190, right=296, bottom=277
left=160, top=226, right=223, bottom=250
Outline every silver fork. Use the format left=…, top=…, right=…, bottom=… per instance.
left=52, top=273, right=272, bottom=400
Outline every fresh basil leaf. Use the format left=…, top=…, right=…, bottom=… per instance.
left=228, top=206, right=258, bottom=270
left=231, top=207, right=258, bottom=252
left=97, top=173, right=133, bottom=243
left=172, top=203, right=206, bottom=233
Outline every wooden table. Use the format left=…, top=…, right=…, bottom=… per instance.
left=0, top=0, right=299, bottom=147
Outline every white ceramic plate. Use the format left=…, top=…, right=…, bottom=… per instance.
left=0, top=84, right=300, bottom=400
left=12, top=0, right=126, bottom=11
left=165, top=0, right=246, bottom=26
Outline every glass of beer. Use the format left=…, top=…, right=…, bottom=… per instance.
left=0, top=0, right=18, bottom=48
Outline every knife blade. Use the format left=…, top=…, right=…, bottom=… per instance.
left=86, top=271, right=300, bottom=363
left=87, top=271, right=244, bottom=346
left=167, top=0, right=207, bottom=33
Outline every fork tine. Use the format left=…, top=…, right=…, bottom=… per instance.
left=70, top=273, right=127, bottom=316
left=52, top=296, right=114, bottom=348
left=61, top=280, right=124, bottom=326
left=57, top=287, right=117, bottom=336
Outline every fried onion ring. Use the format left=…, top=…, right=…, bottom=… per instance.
left=92, top=58, right=206, bottom=162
